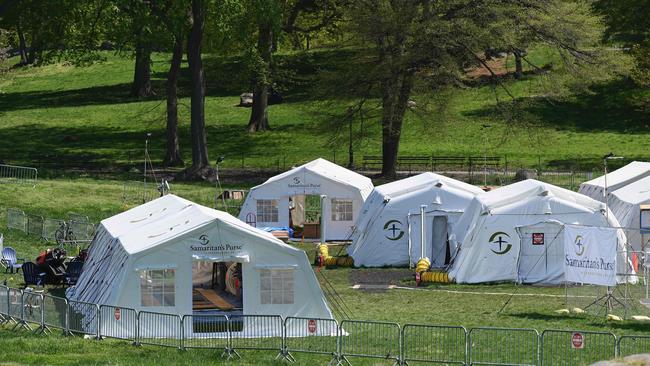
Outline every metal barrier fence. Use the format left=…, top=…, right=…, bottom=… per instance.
left=137, top=311, right=182, bottom=349
left=339, top=320, right=401, bottom=363
left=5, top=208, right=96, bottom=243
left=100, top=305, right=137, bottom=341
left=541, top=330, right=616, bottom=366
left=26, top=214, right=44, bottom=237
left=618, top=335, right=650, bottom=358
left=2, top=284, right=650, bottom=364
left=402, top=324, right=467, bottom=365
left=181, top=314, right=229, bottom=351
left=469, top=327, right=539, bottom=366
left=7, top=208, right=26, bottom=231
left=0, top=164, right=37, bottom=186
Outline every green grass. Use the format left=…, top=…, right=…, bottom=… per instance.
left=0, top=47, right=648, bottom=174
left=0, top=179, right=649, bottom=365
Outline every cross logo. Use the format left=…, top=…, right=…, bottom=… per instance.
left=574, top=235, right=585, bottom=256
left=199, top=234, right=209, bottom=246
left=489, top=231, right=512, bottom=254
left=383, top=220, right=404, bottom=241
left=293, top=176, right=301, bottom=185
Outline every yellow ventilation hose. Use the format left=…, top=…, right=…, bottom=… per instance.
left=420, top=271, right=450, bottom=283
left=318, top=244, right=354, bottom=267
left=416, top=257, right=431, bottom=273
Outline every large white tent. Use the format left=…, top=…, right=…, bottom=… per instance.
left=449, top=179, right=632, bottom=284
left=608, top=175, right=650, bottom=251
left=67, top=195, right=334, bottom=338
left=348, top=173, right=483, bottom=268
left=578, top=161, right=650, bottom=202
left=238, top=158, right=374, bottom=241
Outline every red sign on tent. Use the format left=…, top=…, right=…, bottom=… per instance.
left=532, top=233, right=544, bottom=245
left=114, top=307, right=121, bottom=321
left=308, top=319, right=317, bottom=334
left=571, top=332, right=584, bottom=349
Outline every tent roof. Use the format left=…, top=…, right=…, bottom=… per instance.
left=581, top=161, right=650, bottom=190
left=610, top=175, right=650, bottom=205
left=476, top=179, right=605, bottom=213
left=373, top=172, right=484, bottom=198
left=108, top=195, right=294, bottom=255
left=254, top=158, right=374, bottom=198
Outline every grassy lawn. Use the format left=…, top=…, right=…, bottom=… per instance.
left=0, top=47, right=648, bottom=174
left=0, top=178, right=649, bottom=365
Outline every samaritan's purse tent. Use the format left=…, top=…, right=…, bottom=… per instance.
left=608, top=175, right=650, bottom=251
left=238, top=158, right=374, bottom=241
left=449, top=179, right=631, bottom=284
left=578, top=161, right=650, bottom=202
left=66, top=195, right=334, bottom=337
left=349, top=173, right=483, bottom=267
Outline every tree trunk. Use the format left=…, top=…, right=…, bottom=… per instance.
left=16, top=18, right=28, bottom=65
left=247, top=23, right=273, bottom=133
left=183, top=0, right=210, bottom=178
left=380, top=71, right=415, bottom=178
left=163, top=37, right=184, bottom=167
left=132, top=36, right=153, bottom=97
left=514, top=50, right=523, bottom=79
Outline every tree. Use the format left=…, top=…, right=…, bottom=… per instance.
left=342, top=0, right=602, bottom=177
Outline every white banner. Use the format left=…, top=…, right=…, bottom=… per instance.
left=563, top=225, right=617, bottom=286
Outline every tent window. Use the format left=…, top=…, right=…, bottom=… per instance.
left=140, top=269, right=175, bottom=307
left=259, top=269, right=294, bottom=304
left=331, top=199, right=353, bottom=221
left=257, top=199, right=279, bottom=222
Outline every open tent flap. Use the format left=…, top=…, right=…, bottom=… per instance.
left=407, top=210, right=462, bottom=267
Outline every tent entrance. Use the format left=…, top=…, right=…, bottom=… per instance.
left=192, top=261, right=243, bottom=314
left=291, top=195, right=321, bottom=239
left=430, top=216, right=450, bottom=268
left=517, top=223, right=564, bottom=284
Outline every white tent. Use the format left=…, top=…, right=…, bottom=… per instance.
left=238, top=158, right=374, bottom=241
left=449, top=179, right=632, bottom=284
left=608, top=175, right=650, bottom=251
left=67, top=195, right=334, bottom=338
left=348, top=173, right=483, bottom=267
left=578, top=161, right=650, bottom=202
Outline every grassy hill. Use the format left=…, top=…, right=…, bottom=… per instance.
left=0, top=47, right=648, bottom=175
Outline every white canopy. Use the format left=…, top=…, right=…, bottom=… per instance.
left=238, top=158, right=374, bottom=241
left=579, top=161, right=650, bottom=202
left=349, top=173, right=483, bottom=267
left=67, top=195, right=334, bottom=337
left=449, top=180, right=632, bottom=284
left=608, top=175, right=650, bottom=251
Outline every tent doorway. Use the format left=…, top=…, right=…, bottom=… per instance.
left=517, top=223, right=564, bottom=284
left=430, top=216, right=450, bottom=268
left=192, top=261, right=243, bottom=314
left=291, top=195, right=321, bottom=239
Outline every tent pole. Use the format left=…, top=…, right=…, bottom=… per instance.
left=320, top=195, right=328, bottom=244
left=420, top=205, right=426, bottom=260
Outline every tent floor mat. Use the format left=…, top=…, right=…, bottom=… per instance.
left=193, top=288, right=235, bottom=311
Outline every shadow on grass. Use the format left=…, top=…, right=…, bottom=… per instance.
left=465, top=78, right=650, bottom=133
left=507, top=311, right=577, bottom=321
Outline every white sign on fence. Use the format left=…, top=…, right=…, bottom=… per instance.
left=563, top=225, right=617, bottom=286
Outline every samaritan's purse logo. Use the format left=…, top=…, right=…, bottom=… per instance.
left=384, top=220, right=404, bottom=241
left=199, top=234, right=209, bottom=246
left=489, top=231, right=512, bottom=254
left=574, top=235, right=585, bottom=256
left=293, top=176, right=301, bottom=185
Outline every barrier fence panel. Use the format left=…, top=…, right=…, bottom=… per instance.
left=618, top=335, right=650, bottom=357
left=26, top=214, right=44, bottom=237
left=100, top=305, right=137, bottom=341
left=402, top=324, right=467, bottom=365
left=42, top=294, right=67, bottom=331
left=541, top=330, right=616, bottom=366
left=67, top=300, right=99, bottom=337
left=22, top=291, right=43, bottom=329
left=339, top=320, right=401, bottom=362
left=43, top=219, right=65, bottom=241
left=7, top=209, right=26, bottom=232
left=0, top=285, right=8, bottom=322
left=228, top=315, right=284, bottom=355
left=0, top=164, right=37, bottom=186
left=7, top=288, right=22, bottom=322
left=138, top=311, right=182, bottom=348
left=69, top=220, right=95, bottom=241
left=468, top=327, right=539, bottom=366
left=284, top=317, right=339, bottom=357
left=181, top=314, right=229, bottom=351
